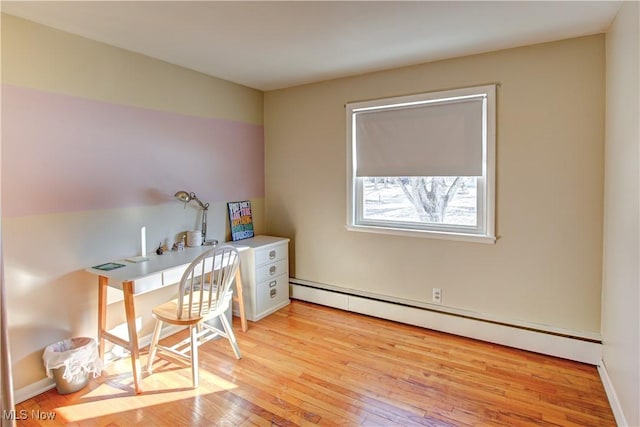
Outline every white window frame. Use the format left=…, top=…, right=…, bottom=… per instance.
left=346, top=85, right=496, bottom=244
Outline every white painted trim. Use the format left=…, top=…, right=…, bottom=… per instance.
left=598, top=361, right=628, bottom=427
left=345, top=224, right=496, bottom=244
left=291, top=284, right=350, bottom=311
left=291, top=281, right=602, bottom=364
left=14, top=378, right=55, bottom=404
left=291, top=278, right=601, bottom=341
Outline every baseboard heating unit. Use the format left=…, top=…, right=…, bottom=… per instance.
left=289, top=278, right=602, bottom=365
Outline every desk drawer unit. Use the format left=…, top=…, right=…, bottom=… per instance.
left=255, top=274, right=289, bottom=317
left=230, top=236, right=290, bottom=322
left=256, top=243, right=287, bottom=266
left=256, top=259, right=287, bottom=284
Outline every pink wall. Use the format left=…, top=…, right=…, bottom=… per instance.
left=2, top=84, right=264, bottom=217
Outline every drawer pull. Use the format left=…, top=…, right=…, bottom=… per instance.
left=269, top=280, right=277, bottom=288
left=269, top=250, right=276, bottom=260
left=269, top=266, right=276, bottom=275
left=270, top=289, right=277, bottom=298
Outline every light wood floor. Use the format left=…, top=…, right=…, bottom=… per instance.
left=16, top=300, right=615, bottom=426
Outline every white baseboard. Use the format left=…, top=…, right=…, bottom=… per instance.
left=598, top=361, right=628, bottom=427
left=290, top=281, right=602, bottom=364
left=13, top=324, right=185, bottom=404
left=14, top=377, right=55, bottom=405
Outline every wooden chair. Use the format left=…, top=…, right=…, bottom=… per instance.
left=146, top=246, right=241, bottom=388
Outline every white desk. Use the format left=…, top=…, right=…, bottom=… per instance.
left=86, top=244, right=247, bottom=394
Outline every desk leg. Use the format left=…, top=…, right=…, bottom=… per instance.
left=234, top=269, right=248, bottom=332
left=122, top=281, right=142, bottom=394
left=98, top=276, right=108, bottom=361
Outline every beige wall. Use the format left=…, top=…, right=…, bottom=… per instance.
left=2, top=14, right=263, bottom=125
left=265, top=35, right=605, bottom=336
left=2, top=15, right=264, bottom=392
left=603, top=1, right=640, bottom=425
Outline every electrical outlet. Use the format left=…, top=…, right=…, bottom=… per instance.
left=432, top=288, right=442, bottom=304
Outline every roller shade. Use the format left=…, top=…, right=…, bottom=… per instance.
left=354, top=96, right=485, bottom=177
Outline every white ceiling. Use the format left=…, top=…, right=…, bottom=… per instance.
left=1, top=1, right=622, bottom=91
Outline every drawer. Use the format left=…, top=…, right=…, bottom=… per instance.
left=255, top=243, right=288, bottom=266
left=256, top=259, right=288, bottom=284
left=163, top=256, right=217, bottom=286
left=255, top=274, right=289, bottom=317
left=132, top=273, right=162, bottom=294
left=163, top=265, right=188, bottom=286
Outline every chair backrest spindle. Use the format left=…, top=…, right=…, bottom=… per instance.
left=177, top=246, right=240, bottom=320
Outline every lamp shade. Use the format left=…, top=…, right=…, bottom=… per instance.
left=174, top=191, right=191, bottom=203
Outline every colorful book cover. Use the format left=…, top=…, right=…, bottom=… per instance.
left=228, top=200, right=254, bottom=241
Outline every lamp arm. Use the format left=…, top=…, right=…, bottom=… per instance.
left=189, top=192, right=209, bottom=210
left=175, top=190, right=211, bottom=245
left=201, top=207, right=208, bottom=244
left=188, top=193, right=209, bottom=243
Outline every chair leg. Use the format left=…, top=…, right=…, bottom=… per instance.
left=196, top=323, right=203, bottom=345
left=219, top=313, right=241, bottom=359
left=190, top=324, right=199, bottom=388
left=146, top=319, right=163, bottom=373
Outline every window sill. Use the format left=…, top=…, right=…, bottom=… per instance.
left=345, top=224, right=496, bottom=244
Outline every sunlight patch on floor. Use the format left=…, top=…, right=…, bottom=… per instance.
left=54, top=368, right=237, bottom=423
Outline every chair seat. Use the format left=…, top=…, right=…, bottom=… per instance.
left=152, top=291, right=226, bottom=325
left=152, top=300, right=203, bottom=326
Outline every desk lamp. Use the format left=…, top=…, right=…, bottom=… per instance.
left=175, top=190, right=215, bottom=245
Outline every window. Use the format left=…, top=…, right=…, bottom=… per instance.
left=346, top=85, right=496, bottom=243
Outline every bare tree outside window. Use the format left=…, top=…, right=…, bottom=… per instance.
left=362, top=177, right=477, bottom=226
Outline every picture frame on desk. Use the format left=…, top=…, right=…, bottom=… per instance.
left=228, top=200, right=254, bottom=241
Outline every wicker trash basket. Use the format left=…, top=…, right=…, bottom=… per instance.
left=43, top=337, right=102, bottom=394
